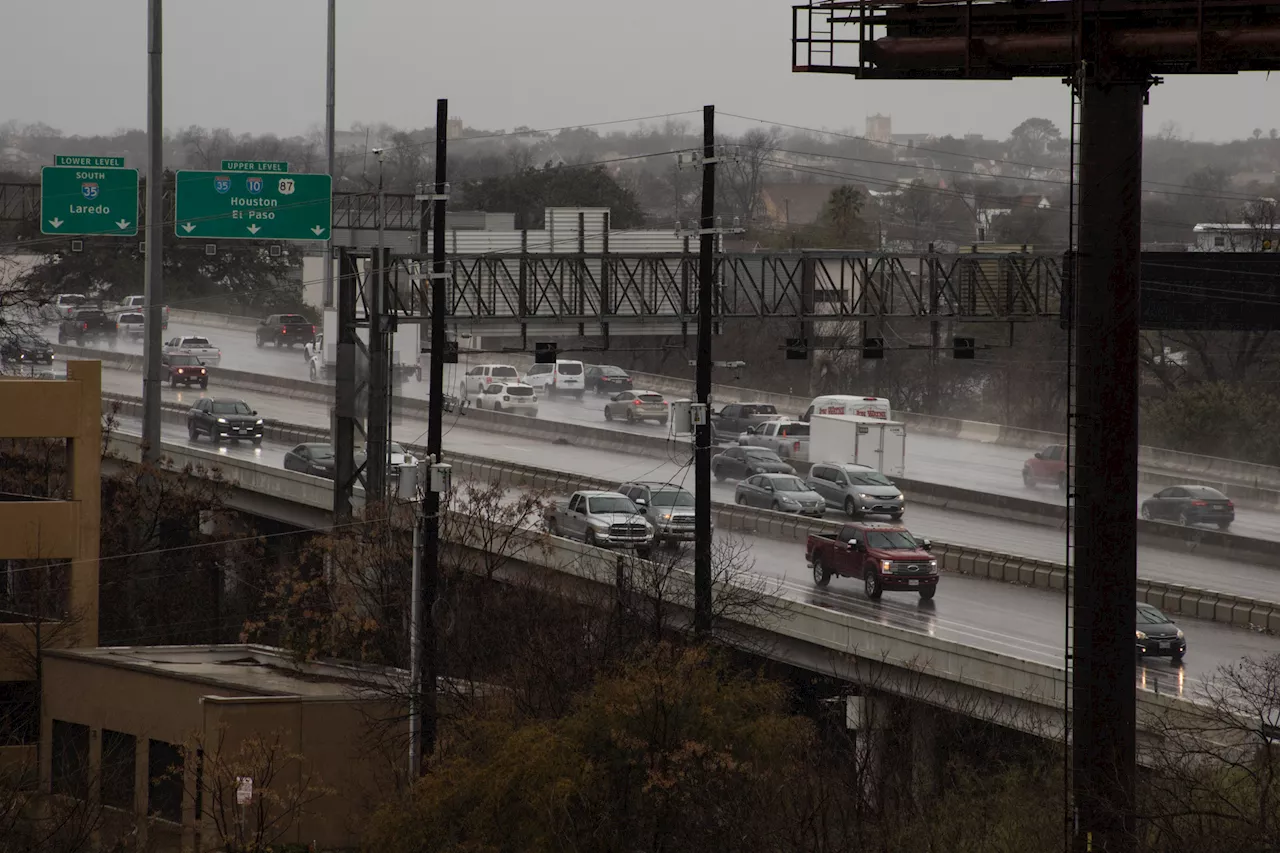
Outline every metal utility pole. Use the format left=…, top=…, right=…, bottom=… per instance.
left=367, top=152, right=389, bottom=502
left=417, top=97, right=449, bottom=773
left=141, top=0, right=164, bottom=463
left=324, top=0, right=336, bottom=307
left=1071, top=72, right=1146, bottom=853
left=408, top=509, right=423, bottom=774
left=693, top=105, right=716, bottom=635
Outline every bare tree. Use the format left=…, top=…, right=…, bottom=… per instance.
left=718, top=127, right=781, bottom=227
left=174, top=725, right=334, bottom=853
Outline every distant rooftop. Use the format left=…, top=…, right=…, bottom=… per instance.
left=44, top=644, right=402, bottom=699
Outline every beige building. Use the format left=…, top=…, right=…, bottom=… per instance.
left=0, top=361, right=101, bottom=773
left=866, top=114, right=892, bottom=144
left=41, top=645, right=406, bottom=852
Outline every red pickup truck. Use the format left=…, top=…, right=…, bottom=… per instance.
left=805, top=522, right=939, bottom=600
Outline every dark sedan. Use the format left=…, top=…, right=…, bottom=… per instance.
left=1140, top=485, right=1234, bottom=530
left=711, top=446, right=796, bottom=481
left=1136, top=602, right=1185, bottom=664
left=284, top=443, right=336, bottom=479
left=1, top=335, right=54, bottom=365
left=187, top=398, right=264, bottom=444
left=586, top=365, right=633, bottom=394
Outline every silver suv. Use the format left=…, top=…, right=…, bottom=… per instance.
left=618, top=481, right=703, bottom=544
left=805, top=461, right=905, bottom=519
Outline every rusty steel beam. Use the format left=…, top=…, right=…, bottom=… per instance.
left=866, top=25, right=1280, bottom=70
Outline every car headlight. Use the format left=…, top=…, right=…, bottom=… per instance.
left=929, top=559, right=938, bottom=572
left=895, top=494, right=905, bottom=501
left=780, top=496, right=799, bottom=505
left=858, top=492, right=874, bottom=499
left=1176, top=628, right=1184, bottom=639
left=661, top=513, right=673, bottom=521
left=255, top=419, right=264, bottom=425
left=216, top=418, right=227, bottom=424
left=1135, top=630, right=1147, bottom=641
left=880, top=560, right=892, bottom=572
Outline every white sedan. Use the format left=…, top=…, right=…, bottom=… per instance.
left=472, top=382, right=539, bottom=416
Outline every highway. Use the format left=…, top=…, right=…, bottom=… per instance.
left=94, top=363, right=1280, bottom=606
left=55, top=316, right=1280, bottom=544
left=107, top=413, right=1280, bottom=703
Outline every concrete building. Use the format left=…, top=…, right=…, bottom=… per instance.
left=41, top=644, right=405, bottom=852
left=0, top=361, right=101, bottom=774
left=866, top=114, right=892, bottom=144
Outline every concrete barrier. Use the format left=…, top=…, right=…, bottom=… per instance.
left=168, top=308, right=262, bottom=331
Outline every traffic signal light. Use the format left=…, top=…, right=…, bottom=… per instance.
left=862, top=337, right=885, bottom=360
left=953, top=336, right=976, bottom=360
left=785, top=337, right=808, bottom=360
left=534, top=342, right=558, bottom=364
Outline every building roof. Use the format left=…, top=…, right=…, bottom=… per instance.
left=43, top=644, right=402, bottom=699
left=758, top=182, right=868, bottom=226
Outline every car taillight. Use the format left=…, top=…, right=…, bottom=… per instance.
left=311, top=325, right=316, bottom=335
left=794, top=441, right=801, bottom=453
left=1227, top=501, right=1235, bottom=508
left=1191, top=500, right=1207, bottom=507
left=485, top=377, right=492, bottom=383
left=281, top=327, right=288, bottom=334
left=634, top=399, right=642, bottom=405
left=81, top=322, right=88, bottom=330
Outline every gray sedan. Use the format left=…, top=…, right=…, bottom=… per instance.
left=734, top=473, right=826, bottom=516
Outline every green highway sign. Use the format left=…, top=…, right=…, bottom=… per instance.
left=221, top=159, right=289, bottom=173
left=56, top=155, right=125, bottom=168
left=40, top=164, right=139, bottom=237
left=174, top=170, right=332, bottom=241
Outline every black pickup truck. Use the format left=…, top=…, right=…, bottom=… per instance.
left=256, top=313, right=316, bottom=349
left=58, top=309, right=118, bottom=347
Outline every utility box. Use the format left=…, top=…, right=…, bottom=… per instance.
left=809, top=414, right=907, bottom=478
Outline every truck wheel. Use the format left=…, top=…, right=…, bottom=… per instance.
left=714, top=468, right=725, bottom=483
left=584, top=529, right=597, bottom=547
left=256, top=336, right=264, bottom=348
left=546, top=517, right=559, bottom=535
left=812, top=557, right=831, bottom=588
left=919, top=587, right=936, bottom=601
left=188, top=421, right=199, bottom=441
left=199, top=379, right=208, bottom=389
left=58, top=330, right=66, bottom=344
left=844, top=498, right=858, bottom=518
left=637, top=546, right=651, bottom=560
left=864, top=570, right=883, bottom=601
left=170, top=377, right=178, bottom=388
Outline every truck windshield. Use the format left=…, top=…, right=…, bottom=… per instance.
left=848, top=471, right=893, bottom=487
left=743, top=405, right=777, bottom=416
left=865, top=530, right=919, bottom=550
left=210, top=401, right=252, bottom=415
left=649, top=490, right=694, bottom=507
left=588, top=496, right=637, bottom=514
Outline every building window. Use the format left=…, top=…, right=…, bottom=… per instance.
left=51, top=720, right=90, bottom=799
left=0, top=681, right=38, bottom=745
left=148, top=739, right=184, bottom=824
left=100, top=730, right=136, bottom=811
left=1215, top=235, right=1226, bottom=247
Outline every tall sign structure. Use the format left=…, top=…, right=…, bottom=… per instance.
left=793, top=2, right=1280, bottom=851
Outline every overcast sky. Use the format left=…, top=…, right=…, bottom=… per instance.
left=3, top=0, right=1275, bottom=144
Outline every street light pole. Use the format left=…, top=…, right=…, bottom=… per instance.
left=141, top=0, right=164, bottom=463
left=324, top=0, right=336, bottom=306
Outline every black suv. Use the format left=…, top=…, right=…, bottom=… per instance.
left=256, top=314, right=316, bottom=348
left=187, top=398, right=263, bottom=444
left=162, top=352, right=209, bottom=388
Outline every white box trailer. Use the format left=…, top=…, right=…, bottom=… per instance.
left=809, top=413, right=907, bottom=478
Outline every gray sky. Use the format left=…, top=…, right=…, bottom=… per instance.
left=2, top=0, right=1275, bottom=144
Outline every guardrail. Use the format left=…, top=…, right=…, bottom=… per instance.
left=99, top=392, right=1280, bottom=634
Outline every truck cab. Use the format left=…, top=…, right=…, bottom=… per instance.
left=805, top=521, right=937, bottom=601
left=545, top=490, right=654, bottom=555
left=739, top=418, right=810, bottom=460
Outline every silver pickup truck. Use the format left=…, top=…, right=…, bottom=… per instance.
left=545, top=490, right=655, bottom=554
left=739, top=418, right=811, bottom=461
